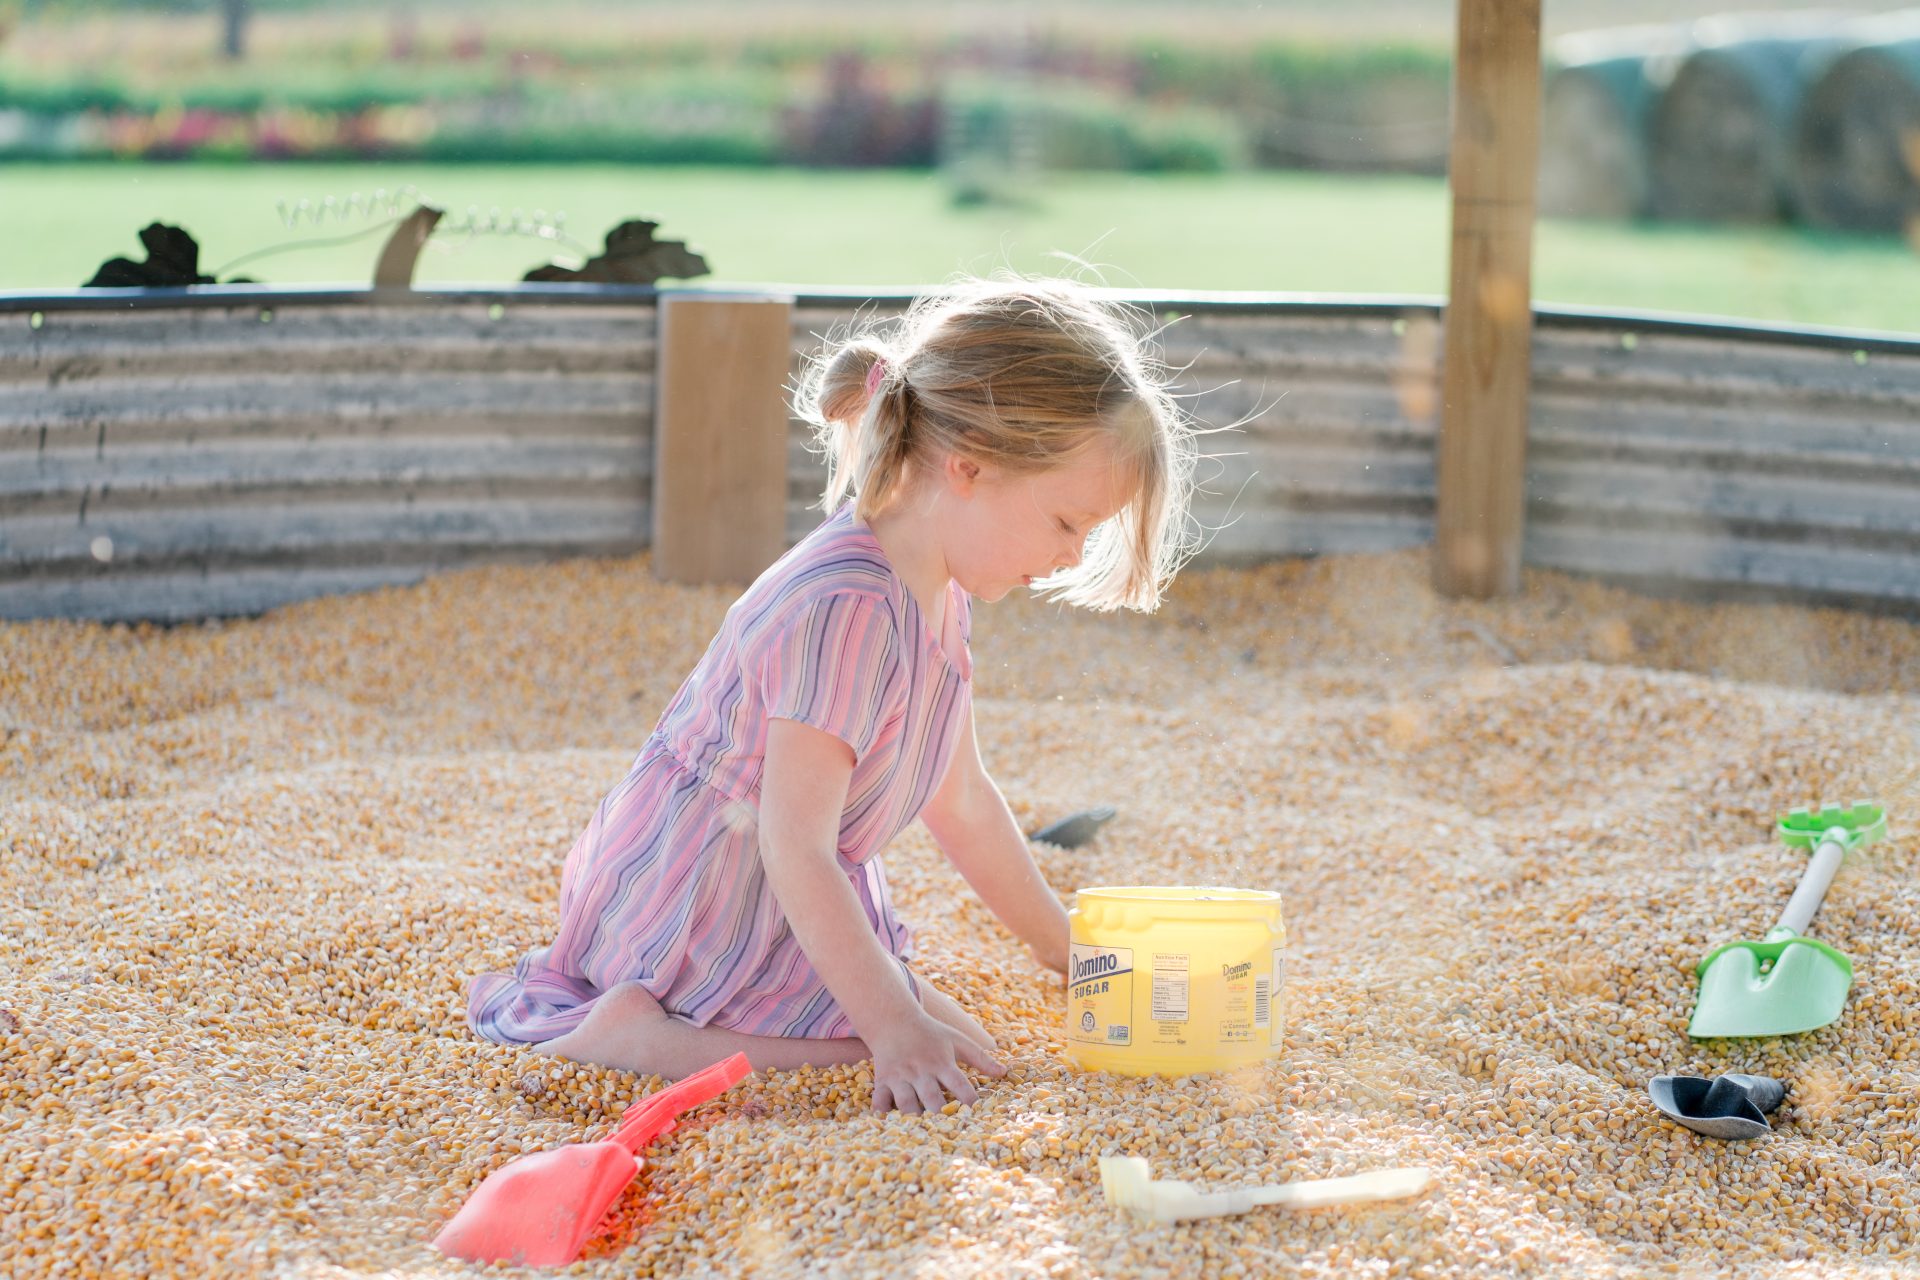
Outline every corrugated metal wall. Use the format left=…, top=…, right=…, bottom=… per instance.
left=4, top=288, right=1917, bottom=621
left=0, top=292, right=654, bottom=621
left=1525, top=319, right=1920, bottom=607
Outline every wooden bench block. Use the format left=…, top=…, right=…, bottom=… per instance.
left=653, top=293, right=794, bottom=585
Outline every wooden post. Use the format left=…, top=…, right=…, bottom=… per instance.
left=1435, top=0, right=1542, bottom=598
left=653, top=293, right=794, bottom=585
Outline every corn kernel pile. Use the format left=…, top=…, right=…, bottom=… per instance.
left=4, top=549, right=1919, bottom=1279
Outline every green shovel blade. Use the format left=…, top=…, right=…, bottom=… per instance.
left=1688, top=937, right=1853, bottom=1039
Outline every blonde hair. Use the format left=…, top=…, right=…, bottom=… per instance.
left=795, top=277, right=1201, bottom=613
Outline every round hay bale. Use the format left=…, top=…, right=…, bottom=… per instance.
left=1790, top=11, right=1920, bottom=232
left=1648, top=11, right=1859, bottom=223
left=1539, top=24, right=1692, bottom=220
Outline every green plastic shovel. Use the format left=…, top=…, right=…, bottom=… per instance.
left=1688, top=801, right=1887, bottom=1039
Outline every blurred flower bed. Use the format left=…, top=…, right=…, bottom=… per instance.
left=0, top=10, right=1451, bottom=173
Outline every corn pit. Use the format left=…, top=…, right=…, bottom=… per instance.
left=4, top=548, right=1920, bottom=1278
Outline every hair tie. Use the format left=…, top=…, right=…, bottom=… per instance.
left=864, top=359, right=887, bottom=398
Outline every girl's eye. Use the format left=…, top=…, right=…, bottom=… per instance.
left=1058, top=520, right=1076, bottom=536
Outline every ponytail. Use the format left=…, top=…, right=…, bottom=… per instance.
left=802, top=336, right=915, bottom=520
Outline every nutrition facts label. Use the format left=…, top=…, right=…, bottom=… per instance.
left=1151, top=953, right=1189, bottom=1022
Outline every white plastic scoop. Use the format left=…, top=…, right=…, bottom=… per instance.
left=1098, top=1156, right=1432, bottom=1225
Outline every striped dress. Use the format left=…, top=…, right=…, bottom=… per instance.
left=466, top=504, right=974, bottom=1044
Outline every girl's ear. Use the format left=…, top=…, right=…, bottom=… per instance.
left=944, top=451, right=983, bottom=496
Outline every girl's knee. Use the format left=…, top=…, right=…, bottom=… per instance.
left=595, top=980, right=666, bottom=1024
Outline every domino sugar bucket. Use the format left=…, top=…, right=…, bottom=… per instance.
left=1065, top=886, right=1286, bottom=1077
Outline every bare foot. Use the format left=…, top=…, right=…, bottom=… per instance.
left=537, top=981, right=676, bottom=1076
left=536, top=980, right=872, bottom=1080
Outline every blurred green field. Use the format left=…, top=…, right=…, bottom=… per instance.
left=13, top=0, right=1917, bottom=66
left=7, top=162, right=1920, bottom=334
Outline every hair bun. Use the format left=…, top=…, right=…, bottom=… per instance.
left=817, top=339, right=892, bottom=426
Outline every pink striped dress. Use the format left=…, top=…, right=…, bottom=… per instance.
left=466, top=504, right=974, bottom=1044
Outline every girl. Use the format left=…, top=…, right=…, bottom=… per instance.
left=467, top=278, right=1199, bottom=1114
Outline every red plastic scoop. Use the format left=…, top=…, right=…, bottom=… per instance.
left=433, top=1052, right=751, bottom=1267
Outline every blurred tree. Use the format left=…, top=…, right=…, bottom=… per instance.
left=221, top=0, right=245, bottom=59
left=389, top=4, right=416, bottom=60
left=13, top=0, right=255, bottom=58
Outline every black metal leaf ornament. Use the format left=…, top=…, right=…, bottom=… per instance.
left=523, top=219, right=709, bottom=285
left=85, top=223, right=219, bottom=287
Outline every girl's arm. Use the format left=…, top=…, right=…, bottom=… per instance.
left=760, top=716, right=1005, bottom=1111
left=919, top=699, right=1071, bottom=974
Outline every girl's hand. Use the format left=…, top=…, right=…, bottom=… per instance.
left=1030, top=938, right=1069, bottom=978
left=918, top=979, right=1002, bottom=1062
left=869, top=1012, right=1005, bottom=1114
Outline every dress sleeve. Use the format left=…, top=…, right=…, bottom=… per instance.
left=754, top=592, right=903, bottom=762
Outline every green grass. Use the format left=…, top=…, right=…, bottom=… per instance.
left=6, top=162, right=1920, bottom=334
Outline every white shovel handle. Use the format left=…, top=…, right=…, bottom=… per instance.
left=1773, top=831, right=1848, bottom=939
left=1249, top=1166, right=1433, bottom=1210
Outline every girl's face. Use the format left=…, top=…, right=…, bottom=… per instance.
left=936, top=437, right=1137, bottom=602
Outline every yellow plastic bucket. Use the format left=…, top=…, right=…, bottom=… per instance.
left=1065, top=886, right=1286, bottom=1077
